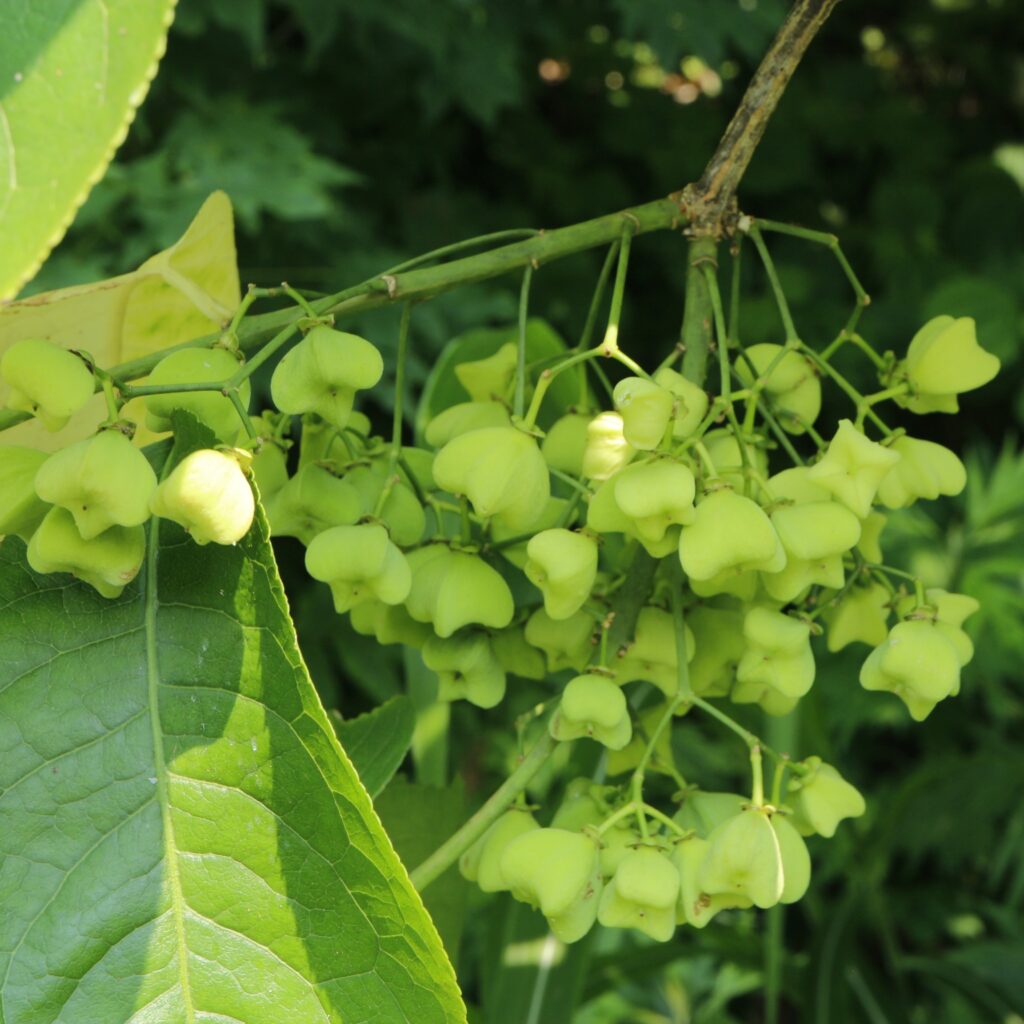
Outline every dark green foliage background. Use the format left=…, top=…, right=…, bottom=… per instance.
left=34, top=1, right=1024, bottom=1020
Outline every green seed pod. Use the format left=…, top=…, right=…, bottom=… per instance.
left=807, top=419, right=901, bottom=518
left=876, top=436, right=966, bottom=510
left=598, top=845, right=680, bottom=942
left=857, top=510, right=886, bottom=563
left=898, top=316, right=1000, bottom=413
left=614, top=606, right=694, bottom=697
left=770, top=500, right=861, bottom=563
left=454, top=342, right=518, bottom=403
left=859, top=619, right=961, bottom=720
left=500, top=828, right=603, bottom=943
left=550, top=788, right=605, bottom=833
left=144, top=348, right=250, bottom=443
left=422, top=631, right=506, bottom=708
left=735, top=606, right=815, bottom=703
left=150, top=449, right=255, bottom=546
left=581, top=411, right=634, bottom=481
left=249, top=439, right=289, bottom=503
left=699, top=807, right=784, bottom=910
left=305, top=523, right=411, bottom=613
left=346, top=462, right=426, bottom=547
left=433, top=426, right=550, bottom=532
left=895, top=588, right=978, bottom=667
left=613, top=376, right=674, bottom=450
left=424, top=401, right=511, bottom=448
left=524, top=528, right=598, bottom=621
left=701, top=428, right=769, bottom=489
left=653, top=367, right=709, bottom=440
left=550, top=673, right=632, bottom=750
left=772, top=814, right=811, bottom=903
left=735, top=343, right=821, bottom=435
left=672, top=836, right=753, bottom=928
left=491, top=625, right=548, bottom=679
left=1, top=339, right=94, bottom=432
left=34, top=430, right=157, bottom=540
left=524, top=606, right=594, bottom=673
left=606, top=702, right=674, bottom=777
left=598, top=821, right=638, bottom=878
left=271, top=326, right=383, bottom=428
left=787, top=757, right=866, bottom=837
left=825, top=581, right=891, bottom=651
left=613, top=458, right=697, bottom=544
left=541, top=412, right=591, bottom=476
left=459, top=808, right=539, bottom=892
left=679, top=487, right=785, bottom=581
left=0, top=445, right=50, bottom=539
left=27, top=506, right=145, bottom=599
left=349, top=599, right=434, bottom=648
left=266, top=463, right=361, bottom=545
left=673, top=791, right=747, bottom=839
left=490, top=496, right=569, bottom=569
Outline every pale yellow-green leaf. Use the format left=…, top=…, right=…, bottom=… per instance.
left=0, top=0, right=179, bottom=298
left=0, top=191, right=240, bottom=450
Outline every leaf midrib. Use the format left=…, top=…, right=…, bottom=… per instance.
left=144, top=513, right=196, bottom=1021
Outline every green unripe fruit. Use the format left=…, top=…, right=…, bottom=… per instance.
left=422, top=631, right=506, bottom=708
left=735, top=606, right=815, bottom=702
left=491, top=625, right=547, bottom=680
left=145, top=348, right=250, bottom=443
left=735, top=343, right=821, bottom=435
left=541, top=413, right=590, bottom=476
left=607, top=702, right=674, bottom=777
left=346, top=462, right=426, bottom=547
left=550, top=788, right=604, bottom=833
left=405, top=545, right=514, bottom=637
left=825, top=581, right=891, bottom=651
left=305, top=523, right=411, bottom=613
left=689, top=566, right=761, bottom=603
left=673, top=791, right=747, bottom=839
left=27, top=507, right=145, bottom=599
left=787, top=757, right=866, bottom=837
left=0, top=446, right=49, bottom=539
left=249, top=439, right=289, bottom=503
left=1, top=339, right=94, bottom=432
left=598, top=822, right=638, bottom=878
left=807, top=419, right=901, bottom=518
left=679, top=488, right=785, bottom=581
left=653, top=367, right=709, bottom=440
left=598, top=846, right=680, bottom=942
left=858, top=509, right=886, bottom=563
left=859, top=619, right=961, bottom=720
left=433, top=426, right=550, bottom=532
left=34, top=430, right=157, bottom=540
left=613, top=376, right=674, bottom=450
left=770, top=501, right=861, bottom=562
left=454, top=342, right=518, bottom=402
left=491, top=496, right=569, bottom=568
left=701, top=428, right=769, bottom=488
left=349, top=599, right=433, bottom=648
left=524, top=528, right=598, bottom=620
left=699, top=807, right=784, bottom=909
left=581, top=411, right=634, bottom=481
left=895, top=588, right=978, bottom=666
left=672, top=837, right=753, bottom=928
left=459, top=809, right=539, bottom=892
left=500, top=828, right=603, bottom=944
left=524, top=607, right=594, bottom=672
left=687, top=604, right=746, bottom=697
left=761, top=552, right=844, bottom=604
left=266, top=464, right=361, bottom=545
left=613, top=458, right=696, bottom=544
left=550, top=673, right=632, bottom=749
left=296, top=414, right=351, bottom=467
left=424, top=401, right=511, bottom=448
left=898, top=316, right=1000, bottom=413
left=876, top=436, right=966, bottom=509
left=614, top=606, right=693, bottom=697
left=772, top=815, right=811, bottom=904
left=150, top=449, right=255, bottom=546
left=769, top=466, right=832, bottom=505
left=271, top=326, right=383, bottom=428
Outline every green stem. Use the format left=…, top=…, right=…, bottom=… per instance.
left=391, top=303, right=413, bottom=452
left=410, top=732, right=558, bottom=892
left=680, top=237, right=718, bottom=385
left=748, top=224, right=798, bottom=342
left=599, top=223, right=635, bottom=355
left=797, top=343, right=893, bottom=436
left=515, top=266, right=534, bottom=419
left=383, top=229, right=540, bottom=275
left=228, top=390, right=257, bottom=441
left=280, top=283, right=319, bottom=319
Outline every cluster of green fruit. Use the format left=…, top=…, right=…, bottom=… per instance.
left=460, top=755, right=864, bottom=943
left=0, top=303, right=998, bottom=945
left=0, top=340, right=257, bottom=597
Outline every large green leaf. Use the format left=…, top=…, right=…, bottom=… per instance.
left=0, top=0, right=178, bottom=299
left=0, top=430, right=465, bottom=1022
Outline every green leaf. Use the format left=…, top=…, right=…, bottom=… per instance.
left=0, top=0, right=177, bottom=299
left=329, top=695, right=416, bottom=798
left=414, top=318, right=583, bottom=440
left=0, top=426, right=465, bottom=1021
left=375, top=777, right=467, bottom=966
